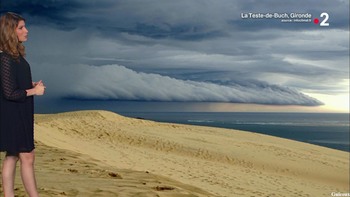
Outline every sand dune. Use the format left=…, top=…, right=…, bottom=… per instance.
left=2, top=110, right=348, bottom=196
left=1, top=141, right=213, bottom=197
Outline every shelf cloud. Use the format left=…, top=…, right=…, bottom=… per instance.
left=64, top=64, right=323, bottom=106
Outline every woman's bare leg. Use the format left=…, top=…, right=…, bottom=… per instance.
left=2, top=154, right=19, bottom=197
left=19, top=150, right=39, bottom=197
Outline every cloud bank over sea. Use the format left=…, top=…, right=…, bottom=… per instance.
left=61, top=64, right=322, bottom=106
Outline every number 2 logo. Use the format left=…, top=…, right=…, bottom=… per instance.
left=320, top=12, right=329, bottom=26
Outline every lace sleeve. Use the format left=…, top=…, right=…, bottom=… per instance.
left=0, top=53, right=27, bottom=102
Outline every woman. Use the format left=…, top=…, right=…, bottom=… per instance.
left=0, top=12, right=45, bottom=197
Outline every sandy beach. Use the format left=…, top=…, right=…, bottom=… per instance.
left=1, top=110, right=349, bottom=197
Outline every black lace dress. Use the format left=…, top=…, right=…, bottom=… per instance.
left=0, top=52, right=34, bottom=154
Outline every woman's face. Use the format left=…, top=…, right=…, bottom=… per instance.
left=16, top=20, right=28, bottom=42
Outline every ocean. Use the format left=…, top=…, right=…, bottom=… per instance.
left=120, top=112, right=350, bottom=152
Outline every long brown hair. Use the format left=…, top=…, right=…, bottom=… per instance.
left=0, top=12, right=26, bottom=58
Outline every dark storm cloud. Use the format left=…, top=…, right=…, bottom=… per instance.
left=2, top=0, right=348, bottom=37
left=1, top=0, right=348, bottom=107
left=1, top=0, right=230, bottom=40
left=0, top=0, right=85, bottom=30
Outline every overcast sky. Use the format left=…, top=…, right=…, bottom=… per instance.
left=1, top=0, right=349, bottom=112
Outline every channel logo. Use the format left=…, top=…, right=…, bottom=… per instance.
left=314, top=12, right=330, bottom=26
